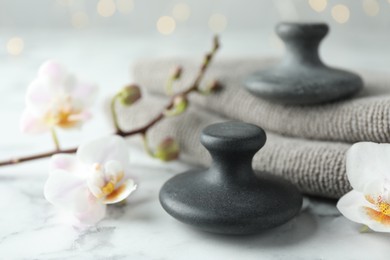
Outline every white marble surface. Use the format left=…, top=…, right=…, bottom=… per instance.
left=1, top=147, right=390, bottom=260
left=1, top=29, right=390, bottom=259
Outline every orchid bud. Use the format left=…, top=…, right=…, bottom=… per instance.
left=213, top=35, right=220, bottom=52
left=171, top=66, right=182, bottom=80
left=155, top=137, right=180, bottom=162
left=198, top=79, right=222, bottom=95
left=164, top=95, right=188, bottom=116
left=209, top=79, right=222, bottom=92
left=205, top=79, right=222, bottom=94
left=118, top=84, right=141, bottom=106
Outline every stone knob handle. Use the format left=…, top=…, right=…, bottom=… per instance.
left=277, top=22, right=329, bottom=66
left=200, top=121, right=266, bottom=154
left=200, top=122, right=266, bottom=181
left=276, top=22, right=328, bottom=41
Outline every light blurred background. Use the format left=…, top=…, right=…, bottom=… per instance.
left=1, top=0, right=390, bottom=31
left=1, top=0, right=390, bottom=59
left=0, top=0, right=389, bottom=155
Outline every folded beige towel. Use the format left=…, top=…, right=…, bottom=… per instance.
left=133, top=58, right=390, bottom=143
left=118, top=96, right=351, bottom=199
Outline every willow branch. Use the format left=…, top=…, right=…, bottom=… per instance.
left=0, top=35, right=220, bottom=167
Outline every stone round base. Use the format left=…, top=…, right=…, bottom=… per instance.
left=159, top=169, right=303, bottom=235
left=245, top=66, right=363, bottom=105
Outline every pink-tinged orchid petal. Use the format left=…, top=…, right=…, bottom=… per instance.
left=38, top=60, right=67, bottom=83
left=20, top=109, right=49, bottom=134
left=77, top=135, right=130, bottom=167
left=337, top=190, right=390, bottom=232
left=50, top=154, right=76, bottom=172
left=73, top=195, right=106, bottom=226
left=103, top=179, right=137, bottom=204
left=44, top=169, right=92, bottom=213
left=25, top=78, right=54, bottom=115
left=60, top=74, right=80, bottom=95
left=50, top=154, right=87, bottom=175
left=71, top=81, right=98, bottom=107
left=346, top=142, right=390, bottom=192
left=67, top=111, right=92, bottom=123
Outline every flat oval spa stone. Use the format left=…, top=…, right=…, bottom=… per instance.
left=245, top=22, right=363, bottom=105
left=159, top=121, right=303, bottom=235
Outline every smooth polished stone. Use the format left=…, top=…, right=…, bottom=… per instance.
left=160, top=122, right=302, bottom=234
left=245, top=22, right=363, bottom=105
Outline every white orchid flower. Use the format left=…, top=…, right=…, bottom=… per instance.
left=44, top=135, right=137, bottom=226
left=20, top=60, right=97, bottom=134
left=337, top=142, right=390, bottom=232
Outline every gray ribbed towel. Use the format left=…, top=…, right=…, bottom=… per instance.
left=133, top=58, right=390, bottom=143
left=117, top=96, right=351, bottom=199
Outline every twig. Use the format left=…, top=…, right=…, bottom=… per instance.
left=0, top=148, right=76, bottom=167
left=0, top=36, right=220, bottom=167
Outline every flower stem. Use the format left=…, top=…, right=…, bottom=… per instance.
left=50, top=128, right=61, bottom=151
left=359, top=225, right=370, bottom=233
left=141, top=133, right=155, bottom=157
left=165, top=66, right=182, bottom=95
left=110, top=94, right=122, bottom=133
left=165, top=78, right=174, bottom=96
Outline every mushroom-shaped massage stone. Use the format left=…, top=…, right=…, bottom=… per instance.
left=159, top=121, right=303, bottom=235
left=245, top=22, right=363, bottom=105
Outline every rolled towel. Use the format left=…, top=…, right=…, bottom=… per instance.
left=117, top=95, right=351, bottom=199
left=132, top=57, right=390, bottom=143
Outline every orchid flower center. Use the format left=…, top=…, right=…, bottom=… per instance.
left=364, top=188, right=390, bottom=225
left=44, top=95, right=82, bottom=128
left=377, top=199, right=390, bottom=216
left=89, top=162, right=124, bottom=199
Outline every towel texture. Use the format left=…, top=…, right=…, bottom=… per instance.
left=117, top=96, right=351, bottom=199
left=133, top=58, right=390, bottom=143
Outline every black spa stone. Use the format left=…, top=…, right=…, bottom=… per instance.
left=159, top=121, right=303, bottom=235
left=245, top=22, right=363, bottom=105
